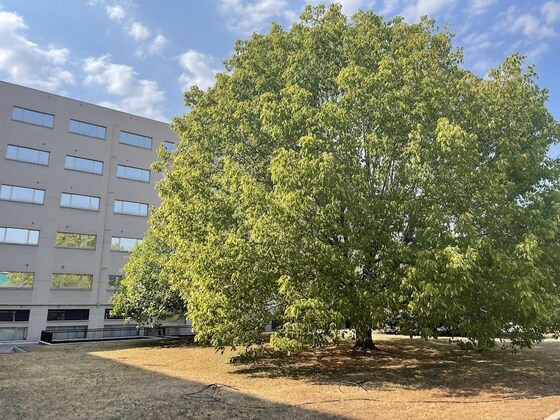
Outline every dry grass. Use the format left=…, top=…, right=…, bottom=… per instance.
left=0, top=335, right=559, bottom=419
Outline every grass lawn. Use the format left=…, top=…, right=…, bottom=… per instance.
left=0, top=335, right=559, bottom=419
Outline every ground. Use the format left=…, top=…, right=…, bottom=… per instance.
left=0, top=335, right=559, bottom=419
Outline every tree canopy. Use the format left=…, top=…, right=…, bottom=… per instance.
left=111, top=225, right=186, bottom=326
left=112, top=4, right=560, bottom=351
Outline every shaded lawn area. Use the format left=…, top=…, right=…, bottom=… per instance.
left=0, top=335, right=559, bottom=419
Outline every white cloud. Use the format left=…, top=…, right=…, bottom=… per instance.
left=148, top=33, right=167, bottom=55
left=468, top=0, right=496, bottom=15
left=127, top=21, right=150, bottom=40
left=379, top=0, right=401, bottom=15
left=0, top=10, right=74, bottom=92
left=500, top=38, right=550, bottom=67
left=178, top=50, right=219, bottom=91
left=106, top=4, right=126, bottom=22
left=541, top=1, right=560, bottom=25
left=461, top=3, right=559, bottom=74
left=82, top=55, right=166, bottom=120
left=135, top=33, right=167, bottom=58
left=501, top=6, right=557, bottom=39
left=460, top=31, right=503, bottom=76
left=218, top=0, right=298, bottom=34
left=98, top=2, right=166, bottom=57
left=462, top=31, right=502, bottom=52
left=400, top=0, right=455, bottom=22
left=469, top=57, right=498, bottom=75
left=337, top=0, right=372, bottom=15
left=510, top=14, right=556, bottom=38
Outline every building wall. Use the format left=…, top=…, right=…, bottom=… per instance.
left=0, top=81, right=181, bottom=341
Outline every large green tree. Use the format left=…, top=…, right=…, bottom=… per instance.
left=117, top=4, right=560, bottom=351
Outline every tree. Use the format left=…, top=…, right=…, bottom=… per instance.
left=111, top=225, right=186, bottom=326
left=123, top=4, right=560, bottom=351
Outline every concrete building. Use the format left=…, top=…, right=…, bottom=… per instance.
left=0, top=81, right=180, bottom=341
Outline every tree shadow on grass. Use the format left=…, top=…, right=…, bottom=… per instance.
left=231, top=336, right=560, bottom=399
left=0, top=339, right=344, bottom=420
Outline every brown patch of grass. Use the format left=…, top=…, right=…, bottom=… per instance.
left=0, top=335, right=559, bottom=419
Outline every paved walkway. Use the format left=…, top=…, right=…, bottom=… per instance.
left=0, top=344, right=17, bottom=353
left=0, top=344, right=29, bottom=353
left=545, top=409, right=560, bottom=420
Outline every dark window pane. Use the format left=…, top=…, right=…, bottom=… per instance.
left=47, top=309, right=89, bottom=321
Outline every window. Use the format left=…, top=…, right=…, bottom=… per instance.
left=111, top=237, right=141, bottom=252
left=114, top=200, right=148, bottom=217
left=0, top=327, right=27, bottom=341
left=164, top=141, right=177, bottom=152
left=68, top=119, right=106, bottom=139
left=119, top=131, right=152, bottom=149
left=64, top=156, right=103, bottom=175
left=0, top=184, right=45, bottom=204
left=56, top=232, right=96, bottom=249
left=6, top=145, right=49, bottom=166
left=0, top=227, right=39, bottom=245
left=12, top=106, right=54, bottom=128
left=104, top=309, right=124, bottom=320
left=0, top=272, right=34, bottom=288
left=0, top=310, right=30, bottom=322
left=51, top=274, right=93, bottom=289
left=108, top=275, right=123, bottom=290
left=60, top=193, right=100, bottom=211
left=47, top=309, right=89, bottom=321
left=116, top=164, right=150, bottom=183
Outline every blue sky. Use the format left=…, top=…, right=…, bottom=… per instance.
left=0, top=0, right=558, bottom=155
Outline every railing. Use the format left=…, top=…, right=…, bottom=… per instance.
left=144, top=326, right=193, bottom=337
left=40, top=325, right=194, bottom=344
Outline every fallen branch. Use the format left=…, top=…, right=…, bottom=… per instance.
left=181, top=383, right=557, bottom=411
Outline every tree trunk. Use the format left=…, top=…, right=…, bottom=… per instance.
left=354, top=328, right=377, bottom=350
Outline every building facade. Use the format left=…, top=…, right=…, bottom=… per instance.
left=0, top=81, right=180, bottom=341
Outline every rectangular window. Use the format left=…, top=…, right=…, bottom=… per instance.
left=119, top=131, right=152, bottom=149
left=0, top=227, right=39, bottom=245
left=51, top=273, right=93, bottom=289
left=0, top=184, right=45, bottom=204
left=60, top=193, right=100, bottom=211
left=47, top=309, right=89, bottom=321
left=111, top=237, right=141, bottom=252
left=64, top=156, right=103, bottom=175
left=68, top=119, right=106, bottom=139
left=108, top=275, right=123, bottom=290
left=56, top=232, right=96, bottom=249
left=0, top=327, right=27, bottom=341
left=12, top=106, right=54, bottom=128
left=104, top=308, right=124, bottom=320
left=6, top=144, right=50, bottom=166
left=164, top=141, right=177, bottom=152
left=0, top=271, right=34, bottom=288
left=0, top=310, right=30, bottom=322
left=116, top=164, right=150, bottom=183
left=114, top=199, right=148, bottom=217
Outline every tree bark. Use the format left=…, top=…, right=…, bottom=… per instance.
left=354, top=328, right=377, bottom=350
